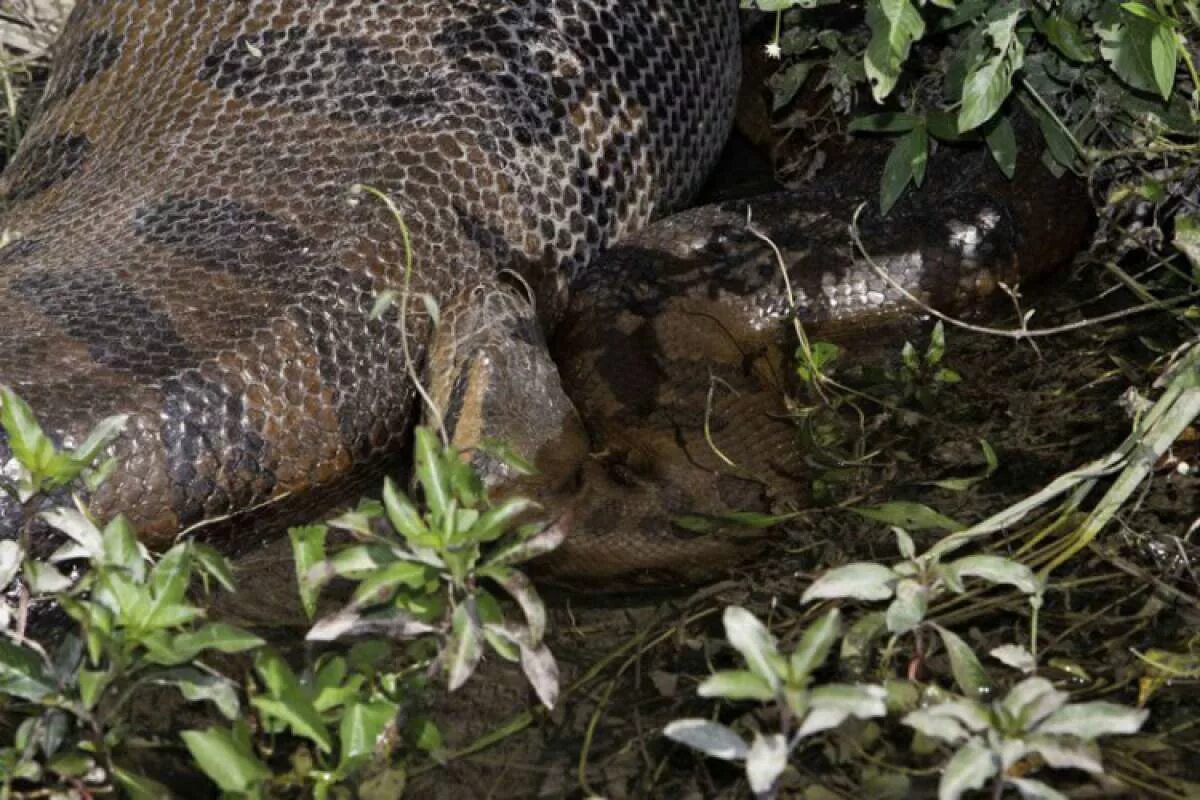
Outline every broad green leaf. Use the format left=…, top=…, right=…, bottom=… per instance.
left=769, top=62, right=814, bottom=111
left=485, top=523, right=564, bottom=567
left=40, top=507, right=104, bottom=560
left=698, top=670, right=775, bottom=701
left=483, top=566, right=547, bottom=644
left=848, top=112, right=921, bottom=133
left=663, top=719, right=748, bottom=762
left=958, top=2, right=1025, bottom=131
left=70, top=414, right=128, bottom=469
left=189, top=542, right=235, bottom=592
left=413, top=427, right=449, bottom=521
left=471, top=497, right=538, bottom=544
left=349, top=560, right=430, bottom=608
left=722, top=606, right=783, bottom=690
left=339, top=700, right=396, bottom=769
left=984, top=115, right=1018, bottom=178
left=0, top=387, right=59, bottom=478
left=172, top=623, right=265, bottom=658
left=902, top=708, right=972, bottom=744
left=181, top=726, right=270, bottom=793
left=745, top=732, right=788, bottom=795
left=947, top=555, right=1041, bottom=595
left=1037, top=14, right=1094, bottom=63
left=446, top=601, right=484, bottom=691
left=519, top=641, right=560, bottom=709
left=990, top=644, right=1036, bottom=673
left=799, top=683, right=889, bottom=736
left=253, top=693, right=334, bottom=753
left=0, top=639, right=56, bottom=701
left=932, top=624, right=990, bottom=700
left=289, top=525, right=327, bottom=620
left=1038, top=701, right=1149, bottom=738
left=864, top=0, right=926, bottom=101
left=113, top=766, right=172, bottom=800
left=853, top=501, right=964, bottom=531
left=939, top=740, right=997, bottom=800
left=802, top=562, right=897, bottom=602
left=152, top=668, right=241, bottom=719
left=383, top=477, right=428, bottom=542
left=880, top=125, right=928, bottom=214
left=789, top=608, right=841, bottom=680
left=102, top=515, right=145, bottom=578
left=885, top=579, right=927, bottom=634
left=1100, top=7, right=1178, bottom=99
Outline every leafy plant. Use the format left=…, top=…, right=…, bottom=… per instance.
left=903, top=676, right=1148, bottom=800
left=743, top=0, right=1199, bottom=214
left=803, top=524, right=1043, bottom=693
left=293, top=426, right=561, bottom=708
left=665, top=607, right=888, bottom=798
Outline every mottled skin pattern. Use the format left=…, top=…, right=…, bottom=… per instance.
left=0, top=0, right=740, bottom=555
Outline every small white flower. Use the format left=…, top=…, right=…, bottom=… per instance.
left=765, top=41, right=782, bottom=59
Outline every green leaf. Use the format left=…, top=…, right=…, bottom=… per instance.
left=189, top=542, right=235, bottom=592
left=1100, top=7, right=1178, bottom=99
left=181, top=725, right=271, bottom=794
left=698, top=669, right=776, bottom=701
left=141, top=544, right=192, bottom=628
left=983, top=115, right=1018, bottom=179
left=722, top=606, right=784, bottom=691
left=885, top=579, right=928, bottom=634
left=880, top=125, right=928, bottom=214
left=414, top=427, right=450, bottom=522
left=470, top=497, right=539, bottom=544
left=802, top=563, right=897, bottom=602
left=946, top=555, right=1042, bottom=595
left=789, top=608, right=841, bottom=681
left=113, top=766, right=172, bottom=800
left=446, top=601, right=484, bottom=691
left=349, top=560, right=430, bottom=607
left=339, top=701, right=397, bottom=770
left=853, top=502, right=964, bottom=531
left=932, top=624, right=991, bottom=700
left=290, top=525, right=327, bottom=620
left=957, top=2, right=1025, bottom=131
left=1037, top=14, right=1094, bottom=63
left=864, top=0, right=926, bottom=101
left=70, top=414, right=128, bottom=470
left=0, top=640, right=56, bottom=701
left=939, top=740, right=997, bottom=800
left=0, top=387, right=59, bottom=479
left=172, top=623, right=265, bottom=658
left=483, top=566, right=547, bottom=644
left=848, top=112, right=921, bottom=133
left=152, top=668, right=242, bottom=719
left=663, top=719, right=748, bottom=762
left=253, top=693, right=335, bottom=753
left=383, top=477, right=429, bottom=542
left=1038, top=702, right=1149, bottom=738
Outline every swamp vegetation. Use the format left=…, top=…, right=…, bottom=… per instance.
left=0, top=1, right=1197, bottom=798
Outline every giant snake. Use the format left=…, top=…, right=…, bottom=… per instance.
left=0, top=1, right=1089, bottom=582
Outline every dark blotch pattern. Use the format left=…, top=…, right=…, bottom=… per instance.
left=1, top=134, right=91, bottom=205
left=10, top=268, right=193, bottom=379
left=40, top=30, right=123, bottom=110
left=134, top=194, right=315, bottom=284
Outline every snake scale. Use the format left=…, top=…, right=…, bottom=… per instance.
left=0, top=0, right=1089, bottom=582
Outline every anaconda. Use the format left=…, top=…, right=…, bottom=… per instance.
left=0, top=0, right=738, bottom=554
left=0, top=1, right=1089, bottom=579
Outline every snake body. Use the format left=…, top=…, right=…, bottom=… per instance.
left=0, top=0, right=739, bottom=554
left=0, top=1, right=1090, bottom=579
